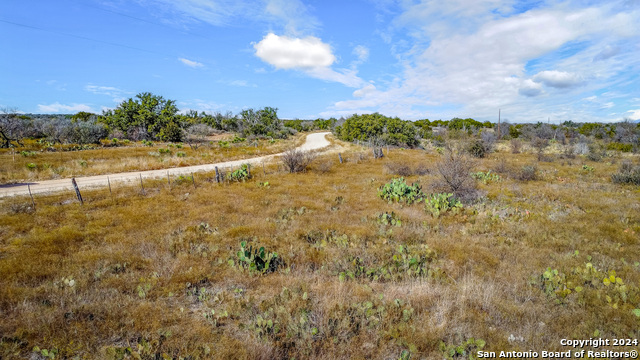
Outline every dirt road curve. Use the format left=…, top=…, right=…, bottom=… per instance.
left=0, top=132, right=331, bottom=198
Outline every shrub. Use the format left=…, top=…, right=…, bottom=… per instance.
left=26, top=162, right=37, bottom=170
left=176, top=151, right=186, bottom=158
left=424, top=193, right=462, bottom=218
left=514, top=165, right=538, bottom=181
left=510, top=139, right=522, bottom=154
left=232, top=241, right=283, bottom=274
left=281, top=148, right=315, bottom=173
left=433, top=149, right=477, bottom=201
left=229, top=164, right=251, bottom=182
left=471, top=170, right=500, bottom=184
left=378, top=178, right=425, bottom=204
left=158, top=148, right=171, bottom=155
left=531, top=137, right=549, bottom=161
left=607, top=142, right=633, bottom=152
left=611, top=161, right=640, bottom=185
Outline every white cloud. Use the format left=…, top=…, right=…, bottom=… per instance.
left=593, top=45, right=621, bottom=61
left=229, top=80, right=256, bottom=87
left=264, top=0, right=320, bottom=35
left=85, top=85, right=128, bottom=97
left=353, top=45, right=370, bottom=62
left=37, top=103, right=95, bottom=113
left=254, top=33, right=335, bottom=69
left=179, top=58, right=204, bottom=68
left=600, top=102, right=615, bottom=109
left=519, top=79, right=543, bottom=97
left=353, top=84, right=377, bottom=98
left=254, top=33, right=365, bottom=88
left=627, top=109, right=640, bottom=120
left=533, top=70, right=583, bottom=89
left=326, top=2, right=640, bottom=121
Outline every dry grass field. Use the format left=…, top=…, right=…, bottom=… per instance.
left=1, top=136, right=639, bottom=359
left=0, top=134, right=305, bottom=184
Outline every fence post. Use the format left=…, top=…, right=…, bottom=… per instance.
left=215, top=166, right=220, bottom=183
left=107, top=176, right=112, bottom=197
left=191, top=172, right=196, bottom=189
left=27, top=184, right=35, bottom=210
left=139, top=174, right=145, bottom=195
left=247, top=164, right=251, bottom=178
left=167, top=171, right=171, bottom=189
left=71, top=178, right=83, bottom=205
left=338, top=153, right=343, bottom=164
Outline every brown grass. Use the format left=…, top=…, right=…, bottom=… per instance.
left=1, top=140, right=639, bottom=359
left=0, top=134, right=305, bottom=184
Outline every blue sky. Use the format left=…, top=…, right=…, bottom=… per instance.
left=1, top=0, right=639, bottom=122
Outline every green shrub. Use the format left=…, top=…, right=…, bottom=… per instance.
left=424, top=193, right=462, bottom=218
left=467, top=139, right=489, bottom=158
left=471, top=170, right=500, bottom=184
left=229, top=164, right=251, bottom=182
left=26, top=162, right=37, bottom=170
left=231, top=241, right=283, bottom=274
left=176, top=151, right=186, bottom=158
left=218, top=140, right=230, bottom=148
left=20, top=151, right=37, bottom=157
left=606, top=142, right=633, bottom=152
left=439, top=338, right=486, bottom=359
left=158, top=148, right=171, bottom=155
left=377, top=211, right=402, bottom=227
left=231, top=136, right=246, bottom=143
left=378, top=178, right=424, bottom=204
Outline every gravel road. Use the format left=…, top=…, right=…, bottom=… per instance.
left=0, top=132, right=331, bottom=198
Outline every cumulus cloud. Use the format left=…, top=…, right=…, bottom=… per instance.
left=533, top=70, right=583, bottom=88
left=179, top=58, right=204, bottom=68
left=254, top=33, right=335, bottom=69
left=254, top=33, right=365, bottom=87
left=519, top=79, right=543, bottom=97
left=37, top=103, right=94, bottom=113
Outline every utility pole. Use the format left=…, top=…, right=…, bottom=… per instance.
left=497, top=109, right=501, bottom=139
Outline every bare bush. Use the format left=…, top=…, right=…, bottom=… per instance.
left=510, top=139, right=522, bottom=154
left=281, top=148, right=316, bottom=173
left=513, top=165, right=538, bottom=181
left=531, top=137, right=549, bottom=161
left=384, top=162, right=413, bottom=176
left=433, top=148, right=478, bottom=201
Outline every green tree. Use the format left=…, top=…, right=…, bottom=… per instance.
left=102, top=92, right=180, bottom=140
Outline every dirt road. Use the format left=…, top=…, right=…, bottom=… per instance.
left=0, top=132, right=331, bottom=198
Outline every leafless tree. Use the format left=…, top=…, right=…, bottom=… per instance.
left=0, top=107, right=31, bottom=148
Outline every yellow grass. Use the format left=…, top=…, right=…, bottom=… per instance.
left=0, top=134, right=305, bottom=184
left=0, top=139, right=639, bottom=359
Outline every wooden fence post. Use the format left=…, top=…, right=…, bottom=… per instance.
left=167, top=171, right=171, bottom=189
left=71, top=178, right=83, bottom=205
left=191, top=172, right=196, bottom=189
left=247, top=164, right=251, bottom=178
left=107, top=176, right=112, bottom=197
left=27, top=184, right=35, bottom=210
left=338, top=153, right=343, bottom=164
left=139, top=174, right=145, bottom=195
left=215, top=166, right=220, bottom=183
